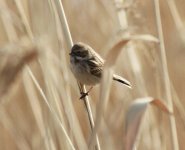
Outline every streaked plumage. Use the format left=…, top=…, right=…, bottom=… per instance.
left=70, top=42, right=131, bottom=88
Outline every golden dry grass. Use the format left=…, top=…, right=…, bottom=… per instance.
left=0, top=0, right=185, bottom=150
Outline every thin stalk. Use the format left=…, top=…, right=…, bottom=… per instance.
left=113, top=1, right=139, bottom=149
left=14, top=0, right=34, bottom=39
left=15, top=0, right=95, bottom=149
left=80, top=84, right=101, bottom=150
left=15, top=1, right=78, bottom=148
left=153, top=0, right=179, bottom=150
left=49, top=1, right=88, bottom=149
left=114, top=0, right=147, bottom=97
left=166, top=0, right=185, bottom=42
left=27, top=67, right=75, bottom=150
left=0, top=0, right=18, bottom=41
left=53, top=0, right=72, bottom=50
left=54, top=0, right=101, bottom=149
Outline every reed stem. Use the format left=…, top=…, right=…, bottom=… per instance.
left=153, top=0, right=179, bottom=149
left=54, top=0, right=101, bottom=149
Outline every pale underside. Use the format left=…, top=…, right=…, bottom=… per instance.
left=70, top=56, right=102, bottom=85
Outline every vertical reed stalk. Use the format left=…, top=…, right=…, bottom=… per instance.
left=27, top=67, right=75, bottom=150
left=166, top=0, right=185, bottom=42
left=14, top=0, right=76, bottom=149
left=153, top=0, right=179, bottom=149
left=54, top=0, right=101, bottom=149
left=113, top=1, right=139, bottom=149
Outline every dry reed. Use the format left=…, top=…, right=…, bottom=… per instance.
left=0, top=0, right=184, bottom=150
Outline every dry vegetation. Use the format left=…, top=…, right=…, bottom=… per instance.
left=0, top=0, right=185, bottom=150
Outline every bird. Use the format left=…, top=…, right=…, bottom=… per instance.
left=69, top=42, right=131, bottom=99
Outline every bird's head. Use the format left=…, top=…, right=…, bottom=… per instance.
left=70, top=42, right=91, bottom=60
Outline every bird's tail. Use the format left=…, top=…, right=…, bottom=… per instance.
left=113, top=74, right=131, bottom=88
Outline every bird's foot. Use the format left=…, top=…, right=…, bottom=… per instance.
left=80, top=92, right=89, bottom=99
left=79, top=86, right=93, bottom=100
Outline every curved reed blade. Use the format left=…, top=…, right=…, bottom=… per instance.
left=124, top=97, right=171, bottom=150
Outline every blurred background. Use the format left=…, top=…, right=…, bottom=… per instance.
left=0, top=0, right=184, bottom=150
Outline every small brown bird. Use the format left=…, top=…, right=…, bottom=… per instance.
left=70, top=42, right=131, bottom=98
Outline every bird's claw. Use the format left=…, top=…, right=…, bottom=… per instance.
left=79, top=92, right=89, bottom=99
left=79, top=87, right=93, bottom=100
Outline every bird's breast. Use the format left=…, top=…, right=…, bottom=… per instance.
left=70, top=57, right=100, bottom=85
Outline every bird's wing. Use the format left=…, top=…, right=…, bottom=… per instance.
left=87, top=58, right=103, bottom=78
